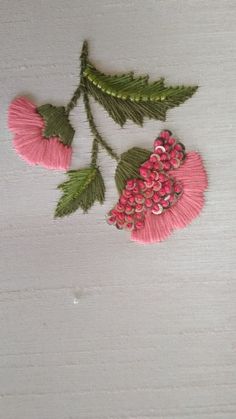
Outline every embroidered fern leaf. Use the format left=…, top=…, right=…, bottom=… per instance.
left=83, top=64, right=198, bottom=126
left=55, top=167, right=105, bottom=217
left=115, top=147, right=151, bottom=193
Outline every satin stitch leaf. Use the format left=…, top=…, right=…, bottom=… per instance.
left=55, top=167, right=105, bottom=217
left=83, top=63, right=198, bottom=126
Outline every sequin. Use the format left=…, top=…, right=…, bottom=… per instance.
left=125, top=214, right=134, bottom=223
left=123, top=189, right=133, bottom=198
left=126, top=179, right=136, bottom=190
left=155, top=145, right=166, bottom=154
left=139, top=167, right=150, bottom=179
left=170, top=158, right=180, bottom=169
left=150, top=153, right=161, bottom=163
left=116, top=203, right=125, bottom=212
left=135, top=194, right=145, bottom=204
left=174, top=183, right=182, bottom=194
left=152, top=204, right=163, bottom=215
left=135, top=204, right=144, bottom=213
left=128, top=195, right=136, bottom=205
left=163, top=161, right=171, bottom=171
left=153, top=171, right=159, bottom=180
left=144, top=189, right=154, bottom=199
left=168, top=137, right=176, bottom=146
left=145, top=198, right=153, bottom=208
left=160, top=199, right=169, bottom=208
left=154, top=138, right=164, bottom=148
left=107, top=216, right=116, bottom=225
left=145, top=179, right=155, bottom=188
left=153, top=181, right=162, bottom=191
left=125, top=205, right=135, bottom=215
left=125, top=223, right=134, bottom=231
left=107, top=130, right=188, bottom=234
left=152, top=193, right=161, bottom=203
left=136, top=221, right=145, bottom=230
left=159, top=188, right=166, bottom=197
left=160, top=152, right=169, bottom=161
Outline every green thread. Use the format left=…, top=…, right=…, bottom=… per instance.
left=37, top=104, right=75, bottom=146
left=55, top=41, right=119, bottom=217
left=55, top=167, right=105, bottom=217
left=83, top=63, right=198, bottom=126
left=54, top=39, right=198, bottom=217
left=115, top=147, right=151, bottom=193
left=83, top=64, right=197, bottom=105
left=83, top=91, right=119, bottom=163
left=83, top=65, right=165, bottom=102
left=65, top=40, right=119, bottom=165
left=91, top=138, right=99, bottom=168
left=66, top=40, right=89, bottom=114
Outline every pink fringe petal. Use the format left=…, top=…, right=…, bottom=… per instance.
left=41, top=138, right=72, bottom=170
left=13, top=133, right=46, bottom=166
left=8, top=97, right=44, bottom=133
left=131, top=152, right=207, bottom=244
left=8, top=97, right=72, bottom=170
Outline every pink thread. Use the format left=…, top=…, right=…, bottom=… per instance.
left=107, top=130, right=207, bottom=243
left=107, top=135, right=185, bottom=232
left=131, top=152, right=207, bottom=244
left=8, top=97, right=72, bottom=170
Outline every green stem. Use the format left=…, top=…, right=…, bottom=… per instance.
left=91, top=138, right=99, bottom=167
left=66, top=40, right=119, bottom=166
left=80, top=40, right=89, bottom=77
left=66, top=40, right=89, bottom=114
left=66, top=86, right=81, bottom=115
left=83, top=91, right=119, bottom=163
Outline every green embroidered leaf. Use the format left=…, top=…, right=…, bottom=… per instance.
left=83, top=63, right=198, bottom=126
left=55, top=167, right=105, bottom=217
left=115, top=147, right=151, bottom=193
left=37, top=104, right=75, bottom=146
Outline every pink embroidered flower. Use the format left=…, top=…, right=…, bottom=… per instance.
left=8, top=97, right=73, bottom=170
left=107, top=130, right=207, bottom=244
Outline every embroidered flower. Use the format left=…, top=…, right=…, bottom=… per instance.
left=107, top=130, right=207, bottom=244
left=8, top=97, right=73, bottom=170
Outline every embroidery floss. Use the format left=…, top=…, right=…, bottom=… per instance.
left=8, top=41, right=206, bottom=244
left=8, top=97, right=73, bottom=170
left=107, top=130, right=207, bottom=244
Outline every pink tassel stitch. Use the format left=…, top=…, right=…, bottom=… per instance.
left=107, top=130, right=207, bottom=244
left=8, top=97, right=72, bottom=170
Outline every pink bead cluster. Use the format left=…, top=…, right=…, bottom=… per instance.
left=107, top=130, right=186, bottom=231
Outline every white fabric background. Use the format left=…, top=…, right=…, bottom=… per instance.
left=1, top=1, right=236, bottom=418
